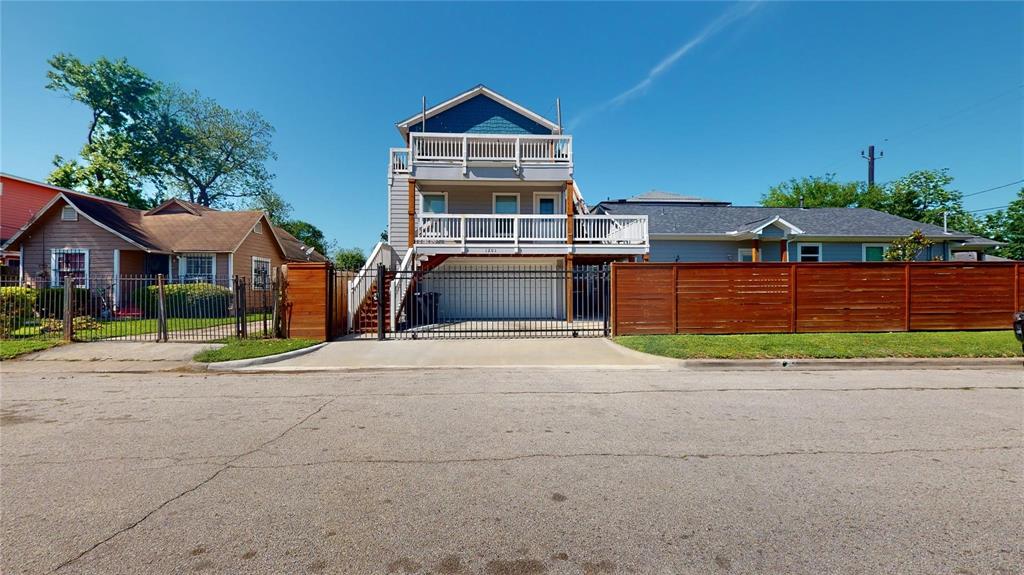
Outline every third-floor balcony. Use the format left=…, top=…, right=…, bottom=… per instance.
left=391, top=132, right=573, bottom=181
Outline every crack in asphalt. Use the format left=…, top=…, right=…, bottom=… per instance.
left=227, top=444, right=1022, bottom=470
left=49, top=396, right=339, bottom=574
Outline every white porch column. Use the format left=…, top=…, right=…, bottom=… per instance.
left=18, top=245, right=24, bottom=286
left=227, top=253, right=234, bottom=282
left=113, top=249, right=121, bottom=305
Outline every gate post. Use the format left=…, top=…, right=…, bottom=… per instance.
left=156, top=274, right=168, bottom=342
left=62, top=276, right=73, bottom=342
left=603, top=266, right=611, bottom=337
left=376, top=263, right=386, bottom=341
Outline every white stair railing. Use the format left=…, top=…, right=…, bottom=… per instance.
left=389, top=248, right=416, bottom=331
left=347, top=241, right=396, bottom=328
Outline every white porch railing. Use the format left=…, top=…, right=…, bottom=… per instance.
left=414, top=214, right=648, bottom=247
left=574, top=215, right=649, bottom=244
left=399, top=132, right=572, bottom=173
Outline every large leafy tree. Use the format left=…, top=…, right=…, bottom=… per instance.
left=279, top=220, right=332, bottom=257
left=152, top=86, right=276, bottom=207
left=45, top=54, right=160, bottom=207
left=761, top=174, right=865, bottom=208
left=871, top=169, right=982, bottom=234
left=981, top=188, right=1024, bottom=260
left=45, top=54, right=277, bottom=209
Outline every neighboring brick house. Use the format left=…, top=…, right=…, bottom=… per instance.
left=1, top=182, right=325, bottom=289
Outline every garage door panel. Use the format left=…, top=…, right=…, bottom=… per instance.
left=424, top=260, right=563, bottom=320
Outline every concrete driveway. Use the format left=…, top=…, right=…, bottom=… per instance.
left=230, top=337, right=677, bottom=371
left=2, top=367, right=1021, bottom=574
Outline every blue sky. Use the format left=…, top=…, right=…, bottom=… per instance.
left=2, top=1, right=1021, bottom=252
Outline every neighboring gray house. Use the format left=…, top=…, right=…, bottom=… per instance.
left=591, top=191, right=981, bottom=262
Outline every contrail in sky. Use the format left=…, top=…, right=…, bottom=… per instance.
left=568, top=2, right=762, bottom=130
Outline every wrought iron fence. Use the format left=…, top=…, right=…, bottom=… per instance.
left=0, top=273, right=281, bottom=343
left=350, top=264, right=609, bottom=340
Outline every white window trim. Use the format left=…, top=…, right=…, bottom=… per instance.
left=50, top=248, right=89, bottom=287
left=492, top=192, right=520, bottom=215
left=862, top=243, right=889, bottom=262
left=177, top=253, right=217, bottom=283
left=61, top=205, right=78, bottom=221
left=737, top=248, right=754, bottom=262
left=797, top=242, right=823, bottom=262
left=419, top=191, right=448, bottom=214
left=252, top=256, right=272, bottom=290
left=533, top=192, right=561, bottom=215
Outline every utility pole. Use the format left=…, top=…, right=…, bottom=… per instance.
left=861, top=145, right=883, bottom=188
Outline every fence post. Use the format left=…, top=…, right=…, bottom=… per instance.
left=62, top=276, right=73, bottom=342
left=377, top=263, right=386, bottom=341
left=609, top=263, right=618, bottom=337
left=156, top=274, right=168, bottom=342
left=904, top=263, right=911, bottom=332
left=271, top=267, right=281, bottom=338
left=603, top=266, right=611, bottom=337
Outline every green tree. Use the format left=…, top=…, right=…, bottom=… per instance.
left=884, top=230, right=935, bottom=262
left=981, top=187, right=1024, bottom=260
left=45, top=54, right=160, bottom=207
left=247, top=189, right=292, bottom=225
left=152, top=86, right=276, bottom=207
left=333, top=247, right=367, bottom=271
left=279, top=220, right=331, bottom=257
left=874, top=169, right=982, bottom=234
left=761, top=174, right=864, bottom=208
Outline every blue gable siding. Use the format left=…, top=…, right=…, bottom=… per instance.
left=418, top=95, right=552, bottom=135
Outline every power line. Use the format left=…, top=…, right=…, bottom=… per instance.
left=968, top=205, right=1009, bottom=214
left=962, top=178, right=1024, bottom=198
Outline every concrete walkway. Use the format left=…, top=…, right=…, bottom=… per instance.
left=3, top=342, right=221, bottom=373
left=229, top=337, right=678, bottom=371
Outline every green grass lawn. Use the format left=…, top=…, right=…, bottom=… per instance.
left=10, top=314, right=266, bottom=341
left=194, top=338, right=320, bottom=363
left=615, top=331, right=1023, bottom=360
left=0, top=338, right=63, bottom=360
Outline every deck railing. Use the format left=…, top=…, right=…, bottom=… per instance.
left=392, top=133, right=572, bottom=174
left=415, top=214, right=647, bottom=247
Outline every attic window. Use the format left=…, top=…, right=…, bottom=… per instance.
left=253, top=224, right=262, bottom=234
left=61, top=206, right=78, bottom=222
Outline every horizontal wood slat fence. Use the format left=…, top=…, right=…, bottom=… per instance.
left=281, top=263, right=354, bottom=341
left=611, top=262, right=1022, bottom=336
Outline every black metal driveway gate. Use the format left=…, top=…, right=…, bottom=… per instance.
left=352, top=265, right=610, bottom=340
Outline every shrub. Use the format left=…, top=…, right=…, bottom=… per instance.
left=33, top=287, right=94, bottom=319
left=0, top=286, right=37, bottom=337
left=38, top=315, right=101, bottom=335
left=132, top=282, right=233, bottom=319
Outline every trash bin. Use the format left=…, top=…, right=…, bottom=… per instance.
left=413, top=291, right=440, bottom=325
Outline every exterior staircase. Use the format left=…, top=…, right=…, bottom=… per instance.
left=354, top=273, right=395, bottom=333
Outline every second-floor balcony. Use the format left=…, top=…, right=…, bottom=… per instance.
left=413, top=214, right=648, bottom=255
left=391, top=132, right=573, bottom=180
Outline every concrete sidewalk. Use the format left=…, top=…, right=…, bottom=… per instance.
left=3, top=342, right=221, bottom=373
left=219, top=337, right=679, bottom=372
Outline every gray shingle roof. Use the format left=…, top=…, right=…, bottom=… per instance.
left=592, top=201, right=974, bottom=239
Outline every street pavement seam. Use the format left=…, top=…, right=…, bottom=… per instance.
left=48, top=395, right=340, bottom=574
left=226, top=444, right=1023, bottom=470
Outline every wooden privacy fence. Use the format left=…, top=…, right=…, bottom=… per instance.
left=280, top=262, right=354, bottom=341
left=611, top=262, right=1023, bottom=336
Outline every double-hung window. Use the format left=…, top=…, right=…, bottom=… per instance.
left=180, top=253, right=216, bottom=283
left=252, top=257, right=272, bottom=290
left=737, top=248, right=755, bottom=262
left=50, top=249, right=89, bottom=287
left=797, top=243, right=822, bottom=262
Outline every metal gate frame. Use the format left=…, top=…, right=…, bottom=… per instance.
left=352, top=265, right=610, bottom=340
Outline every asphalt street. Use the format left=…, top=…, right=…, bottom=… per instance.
left=2, top=367, right=1022, bottom=574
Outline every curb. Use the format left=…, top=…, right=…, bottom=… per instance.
left=204, top=342, right=329, bottom=371
left=677, top=357, right=1024, bottom=371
